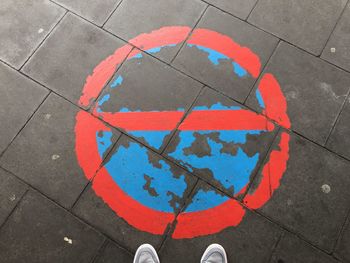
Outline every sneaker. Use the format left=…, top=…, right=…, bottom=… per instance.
left=201, top=244, right=227, bottom=263
left=133, top=244, right=160, bottom=263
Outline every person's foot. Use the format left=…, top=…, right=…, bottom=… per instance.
left=133, top=244, right=160, bottom=263
left=201, top=244, right=227, bottom=263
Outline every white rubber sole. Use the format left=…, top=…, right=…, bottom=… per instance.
left=133, top=244, right=160, bottom=263
left=200, top=244, right=228, bottom=263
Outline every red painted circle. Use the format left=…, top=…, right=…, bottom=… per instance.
left=75, top=27, right=291, bottom=239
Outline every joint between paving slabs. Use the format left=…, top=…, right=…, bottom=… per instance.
left=266, top=230, right=285, bottom=263
left=86, top=46, right=136, bottom=112
left=157, top=178, right=201, bottom=252
left=245, top=0, right=261, bottom=21
left=324, top=88, right=350, bottom=146
left=250, top=206, right=341, bottom=258
left=159, top=85, right=205, bottom=155
left=319, top=0, right=350, bottom=59
left=240, top=125, right=282, bottom=202
left=0, top=90, right=51, bottom=159
left=18, top=10, right=68, bottom=72
left=102, top=0, right=126, bottom=28
left=242, top=39, right=281, bottom=105
left=332, top=207, right=350, bottom=257
left=169, top=4, right=209, bottom=65
left=0, top=166, right=108, bottom=237
left=0, top=187, right=29, bottom=232
left=70, top=128, right=123, bottom=211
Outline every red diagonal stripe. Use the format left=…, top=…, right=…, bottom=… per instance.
left=179, top=110, right=274, bottom=131
left=97, top=110, right=274, bottom=131
left=98, top=111, right=184, bottom=131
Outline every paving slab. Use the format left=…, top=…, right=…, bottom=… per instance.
left=0, top=0, right=65, bottom=69
left=93, top=51, right=202, bottom=152
left=160, top=181, right=281, bottom=263
left=322, top=3, right=350, bottom=75
left=0, top=190, right=104, bottom=263
left=0, top=168, right=27, bottom=226
left=73, top=134, right=197, bottom=251
left=326, top=97, right=350, bottom=160
left=0, top=94, right=121, bottom=208
left=270, top=232, right=338, bottom=263
left=93, top=241, right=133, bottom=263
left=335, top=217, right=350, bottom=262
left=0, top=62, right=48, bottom=154
left=246, top=42, right=350, bottom=145
left=52, top=0, right=121, bottom=26
left=248, top=0, right=347, bottom=55
left=204, top=0, right=258, bottom=19
left=104, top=0, right=207, bottom=62
left=172, top=6, right=278, bottom=103
left=244, top=130, right=350, bottom=252
left=22, top=13, right=128, bottom=109
left=164, top=87, right=277, bottom=197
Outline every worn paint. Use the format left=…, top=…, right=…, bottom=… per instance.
left=102, top=142, right=187, bottom=212
left=110, top=75, right=123, bottom=88
left=186, top=189, right=228, bottom=212
left=169, top=131, right=260, bottom=193
left=188, top=44, right=247, bottom=77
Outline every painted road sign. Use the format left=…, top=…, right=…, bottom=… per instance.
left=75, top=27, right=291, bottom=239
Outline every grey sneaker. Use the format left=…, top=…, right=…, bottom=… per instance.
left=201, top=244, right=227, bottom=263
left=133, top=244, right=160, bottom=263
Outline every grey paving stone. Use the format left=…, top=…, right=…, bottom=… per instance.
left=53, top=0, right=121, bottom=26
left=164, top=87, right=277, bottom=197
left=327, top=98, right=350, bottom=160
left=335, top=217, right=350, bottom=262
left=22, top=13, right=127, bottom=108
left=73, top=184, right=165, bottom=252
left=160, top=182, right=281, bottom=263
left=0, top=62, right=48, bottom=154
left=248, top=0, right=347, bottom=55
left=322, top=4, right=350, bottom=76
left=205, top=0, right=258, bottom=19
left=0, top=94, right=120, bottom=208
left=0, top=190, right=104, bottom=263
left=0, top=168, right=27, bottom=226
left=0, top=0, right=65, bottom=69
left=104, top=0, right=207, bottom=62
left=246, top=42, right=350, bottom=145
left=270, top=232, right=338, bottom=263
left=93, top=51, right=202, bottom=152
left=172, top=6, right=278, bottom=103
left=94, top=242, right=133, bottom=263
left=245, top=131, right=350, bottom=252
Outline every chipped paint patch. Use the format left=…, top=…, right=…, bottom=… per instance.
left=63, top=237, right=73, bottom=244
left=321, top=184, right=331, bottom=194
left=51, top=154, right=60, bottom=160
